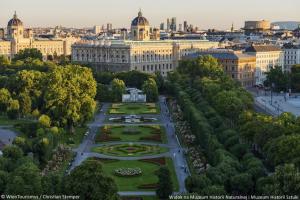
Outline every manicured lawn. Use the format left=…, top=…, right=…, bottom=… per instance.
left=98, top=158, right=178, bottom=191
left=91, top=143, right=168, bottom=157
left=108, top=103, right=159, bottom=115
left=95, top=125, right=167, bottom=143
left=0, top=116, right=33, bottom=126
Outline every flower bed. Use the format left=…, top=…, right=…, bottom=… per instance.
left=87, top=157, right=118, bottom=163
left=95, top=133, right=121, bottom=142
left=139, top=157, right=166, bottom=166
left=115, top=167, right=142, bottom=177
left=140, top=134, right=162, bottom=142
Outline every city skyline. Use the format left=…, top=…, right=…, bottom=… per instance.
left=1, top=0, right=299, bottom=30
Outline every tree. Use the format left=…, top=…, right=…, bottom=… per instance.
left=156, top=167, right=173, bottom=199
left=178, top=55, right=224, bottom=79
left=291, top=65, right=300, bottom=91
left=185, top=175, right=211, bottom=193
left=13, top=48, right=43, bottom=61
left=115, top=70, right=154, bottom=89
left=111, top=78, right=125, bottom=102
left=5, top=161, right=42, bottom=195
left=142, top=78, right=159, bottom=102
left=230, top=173, right=253, bottom=194
left=39, top=114, right=51, bottom=128
left=0, top=88, right=11, bottom=113
left=18, top=92, right=32, bottom=117
left=0, top=55, right=10, bottom=66
left=0, top=170, right=9, bottom=194
left=7, top=99, right=20, bottom=119
left=264, top=66, right=289, bottom=92
left=42, top=172, right=62, bottom=194
left=96, top=83, right=112, bottom=102
left=214, top=90, right=244, bottom=122
left=201, top=185, right=226, bottom=195
left=263, top=134, right=300, bottom=166
left=261, top=164, right=300, bottom=195
left=155, top=71, right=165, bottom=92
left=64, top=160, right=119, bottom=200
left=44, top=65, right=97, bottom=131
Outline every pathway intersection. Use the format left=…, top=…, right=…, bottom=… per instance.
left=69, top=96, right=189, bottom=196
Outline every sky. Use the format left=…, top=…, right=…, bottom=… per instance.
left=0, top=0, right=299, bottom=30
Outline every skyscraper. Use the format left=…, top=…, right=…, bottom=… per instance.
left=107, top=23, right=113, bottom=32
left=160, top=23, right=165, bottom=30
left=94, top=25, right=101, bottom=34
left=167, top=18, right=170, bottom=31
left=170, top=17, right=177, bottom=31
left=184, top=21, right=188, bottom=32
left=179, top=24, right=183, bottom=32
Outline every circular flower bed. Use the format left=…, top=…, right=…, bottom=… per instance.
left=92, top=143, right=168, bottom=157
left=115, top=167, right=142, bottom=177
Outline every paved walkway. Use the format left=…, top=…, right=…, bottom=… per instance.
left=0, top=128, right=17, bottom=145
left=159, top=96, right=189, bottom=193
left=68, top=97, right=189, bottom=195
left=256, top=94, right=300, bottom=117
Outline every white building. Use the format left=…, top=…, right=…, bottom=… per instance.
left=245, top=45, right=284, bottom=85
left=72, top=10, right=219, bottom=75
left=283, top=43, right=300, bottom=72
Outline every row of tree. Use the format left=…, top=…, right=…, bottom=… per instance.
left=167, top=55, right=300, bottom=195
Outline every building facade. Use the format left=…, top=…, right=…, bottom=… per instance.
left=283, top=43, right=300, bottom=72
left=72, top=11, right=219, bottom=76
left=184, top=50, right=256, bottom=87
left=245, top=45, right=284, bottom=85
left=0, top=12, right=77, bottom=60
left=244, top=20, right=271, bottom=35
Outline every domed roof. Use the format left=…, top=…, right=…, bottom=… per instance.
left=131, top=10, right=149, bottom=26
left=8, top=12, right=23, bottom=27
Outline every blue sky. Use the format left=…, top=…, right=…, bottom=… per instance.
left=0, top=0, right=299, bottom=29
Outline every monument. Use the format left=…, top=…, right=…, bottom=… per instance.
left=122, top=88, right=146, bottom=102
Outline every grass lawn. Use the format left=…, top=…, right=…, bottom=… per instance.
left=0, top=116, right=33, bottom=126
left=59, top=127, right=88, bottom=148
left=100, top=158, right=178, bottom=191
left=108, top=103, right=159, bottom=115
left=95, top=125, right=167, bottom=143
left=91, top=143, right=169, bottom=157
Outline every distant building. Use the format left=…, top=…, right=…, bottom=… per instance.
left=283, top=43, right=300, bottom=72
left=94, top=25, right=101, bottom=34
left=179, top=24, right=183, bottom=32
left=0, top=12, right=78, bottom=60
left=184, top=21, right=188, bottom=32
left=72, top=11, right=219, bottom=76
left=107, top=23, right=113, bottom=32
left=244, top=20, right=271, bottom=35
left=184, top=49, right=256, bottom=87
left=170, top=17, right=177, bottom=32
left=160, top=23, right=165, bottom=31
left=245, top=45, right=284, bottom=85
left=167, top=18, right=170, bottom=31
